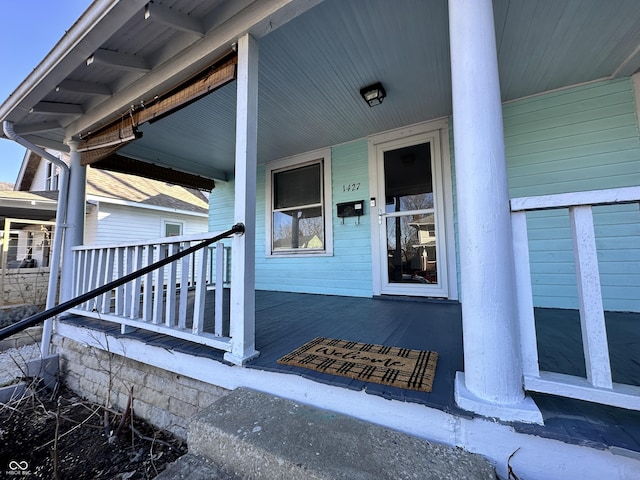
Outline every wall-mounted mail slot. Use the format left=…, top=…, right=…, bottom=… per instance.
left=337, top=201, right=364, bottom=218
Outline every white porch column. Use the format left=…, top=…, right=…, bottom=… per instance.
left=224, top=33, right=260, bottom=365
left=59, top=140, right=86, bottom=304
left=449, top=0, right=541, bottom=422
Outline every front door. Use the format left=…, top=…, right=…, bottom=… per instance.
left=372, top=129, right=449, bottom=297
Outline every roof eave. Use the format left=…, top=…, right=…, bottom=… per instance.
left=0, top=0, right=147, bottom=135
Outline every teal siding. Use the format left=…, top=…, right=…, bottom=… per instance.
left=209, top=140, right=373, bottom=297
left=503, top=78, right=640, bottom=312
left=449, top=78, right=640, bottom=311
left=211, top=78, right=640, bottom=310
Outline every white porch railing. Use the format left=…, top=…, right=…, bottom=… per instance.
left=68, top=232, right=232, bottom=352
left=511, top=186, right=640, bottom=410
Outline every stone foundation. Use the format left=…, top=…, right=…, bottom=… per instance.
left=52, top=335, right=230, bottom=439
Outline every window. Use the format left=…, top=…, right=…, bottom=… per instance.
left=163, top=221, right=183, bottom=237
left=45, top=162, right=59, bottom=190
left=265, top=149, right=333, bottom=256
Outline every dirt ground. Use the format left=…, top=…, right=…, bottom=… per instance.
left=0, top=383, right=187, bottom=479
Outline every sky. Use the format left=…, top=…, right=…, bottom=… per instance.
left=0, top=1, right=92, bottom=184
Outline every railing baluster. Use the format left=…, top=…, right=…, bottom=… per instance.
left=86, top=249, right=100, bottom=311
left=215, top=242, right=224, bottom=336
left=100, top=248, right=115, bottom=314
left=192, top=246, right=208, bottom=335
left=73, top=250, right=85, bottom=300
left=569, top=205, right=612, bottom=389
left=129, top=245, right=143, bottom=319
left=124, top=246, right=134, bottom=314
left=94, top=248, right=107, bottom=313
left=115, top=247, right=125, bottom=316
left=165, top=243, right=178, bottom=327
left=152, top=245, right=166, bottom=324
left=178, top=241, right=190, bottom=329
left=142, top=245, right=154, bottom=322
left=1, top=225, right=243, bottom=348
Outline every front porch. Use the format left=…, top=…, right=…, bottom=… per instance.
left=58, top=290, right=640, bottom=457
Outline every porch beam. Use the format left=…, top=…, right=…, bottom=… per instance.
left=224, top=33, right=259, bottom=366
left=448, top=0, right=541, bottom=423
left=86, top=48, right=150, bottom=73
left=56, top=80, right=112, bottom=96
left=144, top=2, right=205, bottom=37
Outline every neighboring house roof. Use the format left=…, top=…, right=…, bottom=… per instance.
left=0, top=190, right=59, bottom=224
left=86, top=167, right=208, bottom=214
left=16, top=151, right=208, bottom=215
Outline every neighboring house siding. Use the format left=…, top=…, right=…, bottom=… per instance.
left=502, top=78, right=640, bottom=312
left=209, top=140, right=373, bottom=297
left=30, top=161, right=49, bottom=191
left=89, top=203, right=208, bottom=245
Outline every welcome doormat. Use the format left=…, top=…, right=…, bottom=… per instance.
left=277, top=337, right=438, bottom=392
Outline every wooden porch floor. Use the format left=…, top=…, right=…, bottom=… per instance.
left=61, top=290, right=640, bottom=455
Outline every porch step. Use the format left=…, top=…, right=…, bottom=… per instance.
left=158, top=388, right=496, bottom=480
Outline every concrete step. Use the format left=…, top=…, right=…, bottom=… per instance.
left=156, top=453, right=242, bottom=479
left=158, top=388, right=495, bottom=480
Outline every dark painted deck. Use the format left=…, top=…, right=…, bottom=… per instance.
left=61, top=290, right=640, bottom=456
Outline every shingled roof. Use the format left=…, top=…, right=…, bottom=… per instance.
left=16, top=151, right=208, bottom=215
left=86, top=167, right=208, bottom=214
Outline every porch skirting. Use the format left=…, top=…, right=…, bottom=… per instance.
left=51, top=335, right=230, bottom=439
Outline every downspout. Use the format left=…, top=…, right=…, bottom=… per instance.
left=3, top=121, right=70, bottom=357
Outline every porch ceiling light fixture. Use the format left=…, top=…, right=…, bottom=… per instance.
left=360, top=82, right=386, bottom=107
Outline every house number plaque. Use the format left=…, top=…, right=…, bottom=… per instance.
left=342, top=183, right=360, bottom=192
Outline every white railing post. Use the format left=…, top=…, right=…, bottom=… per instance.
left=569, top=205, right=613, bottom=389
left=511, top=210, right=540, bottom=378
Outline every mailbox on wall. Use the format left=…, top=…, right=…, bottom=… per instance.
left=337, top=200, right=364, bottom=217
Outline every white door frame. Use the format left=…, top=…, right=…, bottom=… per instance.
left=367, top=118, right=458, bottom=299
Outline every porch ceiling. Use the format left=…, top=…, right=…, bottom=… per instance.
left=2, top=0, right=640, bottom=182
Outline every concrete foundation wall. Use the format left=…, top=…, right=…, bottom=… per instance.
left=52, top=335, right=230, bottom=439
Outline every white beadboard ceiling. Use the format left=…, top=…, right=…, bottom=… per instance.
left=2, top=0, right=640, bottom=181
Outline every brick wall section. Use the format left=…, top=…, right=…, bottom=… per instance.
left=52, top=336, right=230, bottom=439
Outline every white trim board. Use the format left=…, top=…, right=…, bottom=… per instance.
left=87, top=195, right=208, bottom=217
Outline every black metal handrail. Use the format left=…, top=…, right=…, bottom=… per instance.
left=0, top=223, right=244, bottom=341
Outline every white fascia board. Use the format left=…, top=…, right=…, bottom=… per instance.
left=86, top=194, right=208, bottom=217
left=63, top=0, right=324, bottom=140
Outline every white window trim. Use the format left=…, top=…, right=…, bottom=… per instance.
left=265, top=147, right=333, bottom=257
left=46, top=161, right=59, bottom=191
left=162, top=219, right=184, bottom=237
